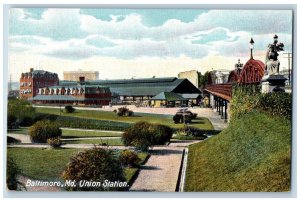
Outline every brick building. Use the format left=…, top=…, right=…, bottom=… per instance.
left=30, top=77, right=111, bottom=106
left=20, top=68, right=59, bottom=100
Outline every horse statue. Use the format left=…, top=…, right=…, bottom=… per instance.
left=265, top=35, right=284, bottom=76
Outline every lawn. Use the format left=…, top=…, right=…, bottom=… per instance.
left=7, top=128, right=122, bottom=138
left=62, top=138, right=124, bottom=145
left=185, top=111, right=291, bottom=192
left=36, top=107, right=214, bottom=130
left=7, top=148, right=148, bottom=185
left=62, top=129, right=122, bottom=138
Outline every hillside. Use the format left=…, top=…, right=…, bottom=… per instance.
left=185, top=111, right=291, bottom=192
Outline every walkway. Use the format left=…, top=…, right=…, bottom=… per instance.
left=130, top=140, right=201, bottom=192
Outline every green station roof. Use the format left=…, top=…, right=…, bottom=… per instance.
left=151, top=92, right=186, bottom=101
left=59, top=77, right=201, bottom=97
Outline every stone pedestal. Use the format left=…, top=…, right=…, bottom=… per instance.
left=261, top=74, right=287, bottom=93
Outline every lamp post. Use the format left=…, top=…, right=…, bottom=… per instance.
left=250, top=38, right=254, bottom=59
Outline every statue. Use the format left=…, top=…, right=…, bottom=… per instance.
left=265, top=35, right=284, bottom=76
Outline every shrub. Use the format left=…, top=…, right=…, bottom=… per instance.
left=7, top=114, right=18, bottom=129
left=19, top=116, right=34, bottom=127
left=62, top=148, right=126, bottom=191
left=65, top=105, right=75, bottom=113
left=122, top=122, right=153, bottom=151
left=29, top=120, right=62, bottom=143
left=7, top=136, right=21, bottom=144
left=174, top=127, right=207, bottom=140
left=119, top=150, right=140, bottom=167
left=6, top=157, right=22, bottom=190
left=122, top=122, right=172, bottom=151
left=47, top=137, right=62, bottom=148
left=151, top=124, right=173, bottom=145
left=173, top=114, right=182, bottom=124
left=8, top=99, right=35, bottom=126
left=117, top=107, right=133, bottom=117
left=258, top=92, right=292, bottom=120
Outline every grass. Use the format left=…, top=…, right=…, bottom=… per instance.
left=185, top=111, right=291, bottom=192
left=62, top=138, right=124, bottom=145
left=7, top=128, right=122, bottom=138
left=7, top=148, right=149, bottom=184
left=36, top=107, right=214, bottom=130
left=7, top=127, right=28, bottom=135
left=62, top=129, right=122, bottom=138
left=7, top=148, right=83, bottom=181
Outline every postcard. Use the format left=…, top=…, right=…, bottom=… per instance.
left=5, top=6, right=293, bottom=194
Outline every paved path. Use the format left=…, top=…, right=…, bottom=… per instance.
left=7, top=133, right=31, bottom=143
left=130, top=140, right=201, bottom=192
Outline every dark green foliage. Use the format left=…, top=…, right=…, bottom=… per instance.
left=7, top=136, right=21, bottom=144
left=231, top=84, right=292, bottom=121
left=19, top=116, right=34, bottom=127
left=6, top=157, right=22, bottom=190
left=7, top=114, right=18, bottom=129
left=62, top=148, right=126, bottom=191
left=29, top=120, right=62, bottom=143
left=122, top=121, right=173, bottom=151
left=151, top=124, right=173, bottom=145
left=230, top=84, right=261, bottom=121
left=55, top=116, right=131, bottom=131
left=8, top=99, right=35, bottom=128
left=47, top=137, right=62, bottom=148
left=117, top=107, right=134, bottom=117
left=182, top=127, right=207, bottom=139
left=258, top=92, right=292, bottom=120
left=119, top=150, right=140, bottom=167
left=65, top=105, right=75, bottom=113
left=173, top=114, right=182, bottom=123
left=198, top=71, right=210, bottom=89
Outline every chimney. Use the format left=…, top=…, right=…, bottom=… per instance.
left=79, top=76, right=85, bottom=84
left=30, top=68, right=34, bottom=72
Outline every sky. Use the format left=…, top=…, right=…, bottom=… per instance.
left=8, top=8, right=293, bottom=81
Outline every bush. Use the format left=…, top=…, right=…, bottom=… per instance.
left=151, top=124, right=173, bottom=145
left=122, top=122, right=172, bottom=151
left=19, top=116, right=34, bottom=127
left=119, top=150, right=140, bottom=167
left=65, top=105, right=75, bottom=113
left=7, top=136, right=21, bottom=144
left=62, top=148, right=126, bottom=191
left=258, top=92, right=292, bottom=120
left=7, top=157, right=22, bottom=190
left=173, top=114, right=182, bottom=124
left=117, top=107, right=134, bottom=117
left=7, top=114, right=18, bottom=129
left=180, top=127, right=207, bottom=140
left=8, top=99, right=35, bottom=127
left=29, top=120, right=62, bottom=143
left=173, top=113, right=192, bottom=124
left=47, top=137, right=62, bottom=148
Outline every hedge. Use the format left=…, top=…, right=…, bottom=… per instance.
left=55, top=116, right=131, bottom=131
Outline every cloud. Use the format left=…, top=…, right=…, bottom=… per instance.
left=9, top=8, right=293, bottom=61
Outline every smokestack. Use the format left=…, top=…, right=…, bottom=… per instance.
left=30, top=68, right=34, bottom=72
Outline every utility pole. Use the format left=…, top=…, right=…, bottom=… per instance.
left=283, top=52, right=292, bottom=85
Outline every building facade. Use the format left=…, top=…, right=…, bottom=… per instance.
left=20, top=68, right=59, bottom=100
left=178, top=70, right=199, bottom=88
left=30, top=77, right=111, bottom=106
left=63, top=70, right=99, bottom=81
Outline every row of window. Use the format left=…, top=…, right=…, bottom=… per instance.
left=20, top=82, right=32, bottom=87
left=39, top=88, right=85, bottom=95
left=20, top=89, right=32, bottom=94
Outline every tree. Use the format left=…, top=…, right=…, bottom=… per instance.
left=198, top=71, right=210, bottom=90
left=8, top=99, right=36, bottom=127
